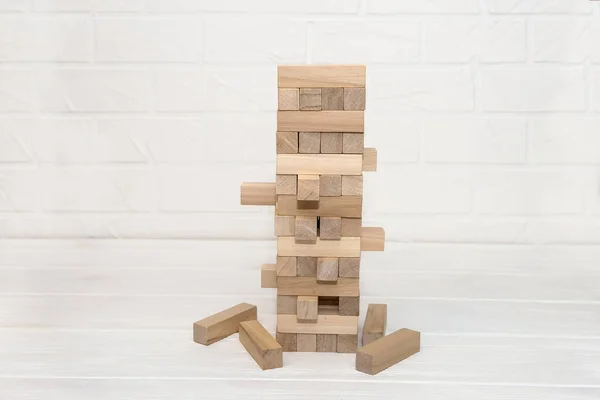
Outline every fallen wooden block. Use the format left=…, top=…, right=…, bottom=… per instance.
left=362, top=304, right=387, bottom=346
left=361, top=227, right=385, bottom=251
left=261, top=264, right=277, bottom=288
left=239, top=320, right=283, bottom=370
left=356, top=328, right=420, bottom=375
left=193, top=303, right=257, bottom=345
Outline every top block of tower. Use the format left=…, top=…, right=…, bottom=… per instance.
left=278, top=65, right=366, bottom=88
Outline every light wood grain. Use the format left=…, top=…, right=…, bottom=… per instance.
left=276, top=174, right=297, bottom=195
left=277, top=314, right=359, bottom=335
left=297, top=295, right=318, bottom=323
left=361, top=227, right=385, bottom=251
left=240, top=182, right=276, bottom=206
left=299, top=88, right=321, bottom=111
left=342, top=175, right=363, bottom=196
left=316, top=334, right=338, bottom=352
left=343, top=133, right=364, bottom=154
left=337, top=334, right=359, bottom=353
left=320, top=132, right=342, bottom=153
left=276, top=256, right=297, bottom=277
left=341, top=218, right=362, bottom=237
left=278, top=65, right=366, bottom=88
left=363, top=147, right=377, bottom=171
left=344, top=87, right=366, bottom=110
left=297, top=256, right=317, bottom=277
left=356, top=328, right=420, bottom=375
left=295, top=216, right=317, bottom=244
left=319, top=174, right=342, bottom=196
left=363, top=304, right=387, bottom=346
left=275, top=332, right=297, bottom=352
left=274, top=215, right=295, bottom=237
left=278, top=88, right=299, bottom=111
left=277, top=154, right=363, bottom=176
left=278, top=237, right=361, bottom=257
left=239, top=320, right=283, bottom=370
left=277, top=276, right=359, bottom=296
left=276, top=195, right=362, bottom=218
left=276, top=131, right=298, bottom=154
left=193, top=303, right=257, bottom=345
left=320, top=217, right=341, bottom=240
left=299, top=132, right=320, bottom=154
left=339, top=257, right=360, bottom=278
left=278, top=111, right=364, bottom=133
left=277, top=295, right=297, bottom=314
left=297, top=174, right=320, bottom=201
left=297, top=333, right=317, bottom=352
left=339, top=296, right=360, bottom=316
left=317, top=257, right=339, bottom=283
left=321, top=88, right=344, bottom=110
left=261, top=264, right=277, bottom=288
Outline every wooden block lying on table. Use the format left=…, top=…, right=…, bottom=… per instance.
left=320, top=217, right=341, bottom=240
left=297, top=256, right=317, bottom=277
left=320, top=132, right=342, bottom=154
left=342, top=175, right=363, bottom=196
left=361, top=227, right=385, bottom=251
left=239, top=320, right=283, bottom=370
left=344, top=87, right=366, bottom=111
left=319, top=175, right=342, bottom=196
left=339, top=296, right=360, bottom=316
left=277, top=154, right=363, bottom=176
left=278, top=237, right=361, bottom=258
left=277, top=131, right=298, bottom=154
left=274, top=215, right=295, bottom=236
left=341, top=218, right=362, bottom=237
left=297, top=334, right=317, bottom=352
left=317, top=257, right=339, bottom=283
left=276, top=256, right=297, bottom=276
left=277, top=276, right=358, bottom=296
left=317, top=334, right=337, bottom=352
left=337, top=334, right=359, bottom=353
left=278, top=111, right=364, bottom=133
left=297, top=174, right=319, bottom=201
left=278, top=65, right=366, bottom=88
left=277, top=295, right=297, bottom=314
left=339, top=257, right=360, bottom=278
left=276, top=332, right=297, bottom=352
left=343, top=133, right=364, bottom=154
left=363, top=148, right=377, bottom=171
left=295, top=216, right=317, bottom=244
left=321, top=88, right=344, bottom=110
left=299, top=132, right=320, bottom=154
left=276, top=174, right=297, bottom=195
left=356, top=328, right=420, bottom=375
left=297, top=295, right=318, bottom=322
left=193, top=303, right=257, bottom=345
left=278, top=314, right=359, bottom=335
left=299, top=88, right=321, bottom=111
left=363, top=304, right=387, bottom=346
left=261, top=264, right=277, bottom=288
left=277, top=195, right=362, bottom=218
left=240, top=183, right=276, bottom=206
left=278, top=88, right=299, bottom=111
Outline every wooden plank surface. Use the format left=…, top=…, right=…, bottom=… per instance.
left=277, top=154, right=363, bottom=176
left=278, top=111, right=364, bottom=133
left=278, top=237, right=361, bottom=257
left=277, top=314, right=359, bottom=335
left=276, top=195, right=362, bottom=218
left=277, top=277, right=359, bottom=296
left=278, top=65, right=366, bottom=88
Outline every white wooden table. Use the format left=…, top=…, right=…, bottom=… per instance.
left=1, top=239, right=599, bottom=399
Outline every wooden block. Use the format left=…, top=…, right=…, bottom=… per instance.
left=320, top=132, right=342, bottom=154
left=344, top=87, right=366, bottom=111
left=339, top=296, right=360, bottom=316
left=297, top=174, right=320, bottom=201
left=278, top=88, right=299, bottom=111
left=297, top=295, right=318, bottom=322
left=193, top=303, right=257, bottom=345
left=363, top=148, right=377, bottom=171
left=298, top=132, right=320, bottom=154
left=277, top=154, right=362, bottom=176
left=274, top=215, right=295, bottom=237
left=278, top=237, right=361, bottom=258
left=276, top=332, right=297, bottom=352
left=276, top=174, right=297, bottom=195
left=277, top=277, right=358, bottom=296
left=317, top=257, right=339, bottom=283
left=297, top=333, right=317, bottom=352
left=337, top=334, right=358, bottom=353
left=341, top=218, right=362, bottom=237
left=276, top=256, right=297, bottom=277
left=321, top=88, right=344, bottom=110
left=295, top=216, right=317, bottom=244
left=297, top=256, right=317, bottom=277
left=339, top=257, right=360, bottom=278
left=320, top=217, right=341, bottom=240
left=317, top=334, right=337, bottom=352
left=278, top=65, right=366, bottom=88
left=362, top=304, right=387, bottom=346
left=299, top=88, right=321, bottom=111
left=319, top=175, right=342, bottom=197
left=278, top=314, right=359, bottom=335
left=361, top=227, right=385, bottom=251
left=277, top=295, right=297, bottom=314
left=240, top=182, right=276, bottom=206
left=278, top=111, right=364, bottom=133
left=261, top=264, right=277, bottom=288
left=343, top=133, right=364, bottom=154
left=356, top=328, right=420, bottom=375
left=239, top=320, right=283, bottom=370
left=342, top=175, right=363, bottom=196
left=277, top=131, right=298, bottom=154
left=277, top=195, right=362, bottom=218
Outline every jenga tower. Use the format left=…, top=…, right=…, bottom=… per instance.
left=241, top=65, right=384, bottom=354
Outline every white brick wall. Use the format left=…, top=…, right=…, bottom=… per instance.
left=0, top=0, right=599, bottom=244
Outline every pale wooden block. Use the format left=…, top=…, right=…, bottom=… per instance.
left=297, top=256, right=317, bottom=277
left=278, top=237, right=361, bottom=258
left=240, top=182, right=276, bottom=206
left=361, top=227, right=385, bottom=251
left=276, top=174, right=297, bottom=195
left=339, top=296, right=360, bottom=316
left=274, top=215, right=295, bottom=237
left=343, top=133, right=364, bottom=154
left=341, top=218, right=362, bottom=237
left=356, top=328, right=420, bottom=375
left=297, top=295, right=318, bottom=323
left=276, top=256, right=297, bottom=277
left=316, top=334, right=338, bottom=352
left=278, top=111, right=364, bottom=133
left=299, top=88, right=321, bottom=111
left=317, top=257, right=339, bottom=283
left=321, top=88, right=344, bottom=110
left=363, top=148, right=377, bottom=171
left=342, top=175, right=363, bottom=196
left=320, top=132, right=342, bottom=154
left=295, top=216, right=317, bottom=244
left=298, top=132, right=320, bottom=154
left=320, top=217, right=341, bottom=240
left=278, top=65, right=366, bottom=88
left=339, top=257, right=360, bottom=278
left=337, top=334, right=358, bottom=353
left=297, top=174, right=320, bottom=201
left=277, top=154, right=363, bottom=175
left=278, top=314, right=359, bottom=335
left=278, top=88, right=299, bottom=111
left=261, top=264, right=277, bottom=288
left=239, top=320, right=283, bottom=370
left=277, top=195, right=362, bottom=218
left=344, top=87, right=366, bottom=111
left=297, top=334, right=317, bottom=352
left=277, top=295, right=297, bottom=314
left=276, top=131, right=298, bottom=154
left=362, top=304, right=387, bottom=346
left=193, top=303, right=257, bottom=345
left=277, top=277, right=358, bottom=297
left=276, top=332, right=297, bottom=352
left=319, top=175, right=342, bottom=197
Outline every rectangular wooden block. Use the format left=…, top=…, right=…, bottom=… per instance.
left=278, top=65, right=366, bottom=88
left=297, top=174, right=320, bottom=201
left=274, top=215, right=295, bottom=237
left=297, top=295, right=318, bottom=323
left=240, top=182, right=276, bottom=206
left=278, top=314, right=359, bottom=335
left=295, top=216, right=317, bottom=244
left=297, top=256, right=317, bottom=277
left=278, top=88, right=299, bottom=111
left=239, top=320, right=283, bottom=370
left=319, top=175, right=342, bottom=197
left=277, top=131, right=298, bottom=154
left=343, top=133, right=364, bottom=154
left=276, top=195, right=362, bottom=218
left=339, top=257, right=360, bottom=278
left=276, top=174, right=297, bottom=195
left=337, top=334, right=358, bottom=353
left=193, top=303, right=257, bottom=345
left=297, top=333, right=317, bottom=352
left=342, top=175, right=363, bottom=196
left=278, top=237, right=361, bottom=258
left=363, top=304, right=387, bottom=346
left=261, top=264, right=277, bottom=288
left=320, top=217, right=341, bottom=240
left=277, top=277, right=358, bottom=296
left=356, top=328, right=420, bottom=375
left=344, top=87, right=366, bottom=111
left=320, top=132, right=342, bottom=154
left=277, top=154, right=362, bottom=176
left=317, top=257, right=339, bottom=283
left=363, top=148, right=377, bottom=171
left=317, top=334, right=338, bottom=352
left=321, top=88, right=344, bottom=110
left=339, top=296, right=360, bottom=316
left=276, top=332, right=297, bottom=352
left=278, top=111, right=364, bottom=133
left=361, top=227, right=385, bottom=251
left=277, top=295, right=297, bottom=314
left=299, top=132, right=320, bottom=154
left=276, top=256, right=297, bottom=277
left=341, top=218, right=362, bottom=237
left=299, top=88, right=321, bottom=111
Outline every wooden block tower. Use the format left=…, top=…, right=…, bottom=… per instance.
left=240, top=65, right=384, bottom=353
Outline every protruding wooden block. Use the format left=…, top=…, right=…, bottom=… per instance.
left=277, top=295, right=297, bottom=314
left=278, top=111, right=364, bottom=133
left=297, top=295, right=318, bottom=323
left=317, top=257, right=339, bottom=283
left=274, top=215, right=295, bottom=236
left=276, top=195, right=362, bottom=218
left=339, top=257, right=360, bottom=278
left=342, top=175, right=363, bottom=196
left=193, top=303, right=257, bottom=345
left=337, top=334, right=358, bottom=353
left=276, top=174, right=297, bottom=195
left=240, top=182, right=276, bottom=206
left=321, top=88, right=344, bottom=110
left=341, top=218, right=362, bottom=237
left=278, top=65, right=366, bottom=88
left=319, top=175, right=342, bottom=197
left=363, top=304, right=387, bottom=346
left=344, top=87, right=366, bottom=111
left=339, top=296, right=360, bottom=316
left=277, top=154, right=363, bottom=176
left=276, top=332, right=297, bottom=352
left=320, top=217, right=341, bottom=240
left=279, top=237, right=361, bottom=258
left=239, top=320, right=283, bottom=370
left=356, top=328, right=420, bottom=375
left=278, top=88, right=299, bottom=111
left=277, top=277, right=358, bottom=296
left=276, top=131, right=298, bottom=154
left=295, top=216, right=317, bottom=244
left=261, top=264, right=277, bottom=288
left=317, top=334, right=338, bottom=352
left=276, top=256, right=297, bottom=277
left=361, top=227, right=385, bottom=251
left=343, top=133, right=364, bottom=154
left=363, top=148, right=377, bottom=171
left=297, top=174, right=320, bottom=201
left=278, top=314, right=359, bottom=335
left=298, top=132, right=320, bottom=154
left=299, top=88, right=321, bottom=111
left=297, top=256, right=317, bottom=277
left=320, top=132, right=342, bottom=154
left=297, top=333, right=317, bottom=352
